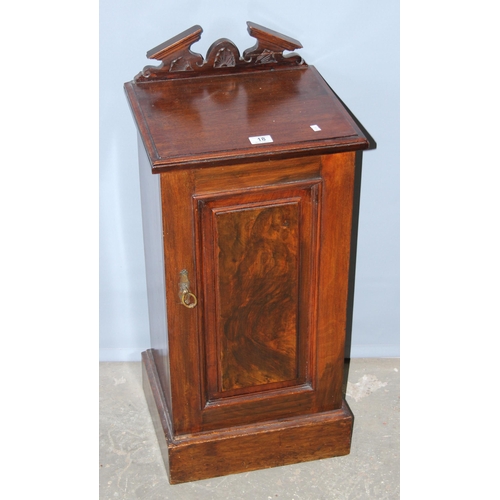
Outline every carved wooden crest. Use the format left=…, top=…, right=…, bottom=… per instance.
left=135, top=22, right=305, bottom=82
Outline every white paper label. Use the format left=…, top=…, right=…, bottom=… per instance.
left=310, top=124, right=321, bottom=131
left=249, top=135, right=273, bottom=144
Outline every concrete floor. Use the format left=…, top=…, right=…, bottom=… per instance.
left=100, top=358, right=399, bottom=499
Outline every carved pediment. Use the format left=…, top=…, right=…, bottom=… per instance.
left=135, top=22, right=305, bottom=82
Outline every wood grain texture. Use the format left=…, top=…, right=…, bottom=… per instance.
left=140, top=152, right=359, bottom=434
left=142, top=348, right=353, bottom=484
left=159, top=169, right=203, bottom=434
left=139, top=151, right=359, bottom=448
left=141, top=349, right=173, bottom=477
left=196, top=179, right=320, bottom=407
left=134, top=22, right=304, bottom=82
left=137, top=135, right=172, bottom=416
left=168, top=403, right=353, bottom=484
left=316, top=152, right=357, bottom=410
left=194, top=155, right=321, bottom=195
left=216, top=201, right=300, bottom=391
left=128, top=28, right=373, bottom=480
left=124, top=66, right=369, bottom=172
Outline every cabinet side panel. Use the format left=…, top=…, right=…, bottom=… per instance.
left=316, top=152, right=357, bottom=410
left=344, top=152, right=363, bottom=360
left=138, top=135, right=172, bottom=416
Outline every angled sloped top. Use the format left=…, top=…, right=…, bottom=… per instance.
left=125, top=65, right=370, bottom=172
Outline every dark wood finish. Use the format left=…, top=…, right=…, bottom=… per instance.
left=137, top=136, right=172, bottom=417
left=142, top=350, right=173, bottom=468
left=244, top=21, right=303, bottom=61
left=159, top=168, right=202, bottom=435
left=134, top=21, right=304, bottom=82
left=317, top=152, right=357, bottom=409
left=198, top=181, right=319, bottom=399
left=211, top=202, right=300, bottom=391
left=142, top=348, right=353, bottom=485
left=128, top=23, right=373, bottom=484
left=216, top=202, right=300, bottom=391
left=194, top=155, right=321, bottom=194
left=125, top=65, right=368, bottom=172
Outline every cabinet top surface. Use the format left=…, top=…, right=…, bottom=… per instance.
left=125, top=66, right=369, bottom=171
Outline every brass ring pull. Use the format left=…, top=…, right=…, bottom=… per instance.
left=181, top=291, right=198, bottom=308
left=179, top=270, right=198, bottom=309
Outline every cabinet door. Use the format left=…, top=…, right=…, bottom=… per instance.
left=160, top=153, right=357, bottom=434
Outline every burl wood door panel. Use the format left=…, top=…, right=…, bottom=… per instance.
left=195, top=180, right=321, bottom=429
left=199, top=185, right=318, bottom=395
left=216, top=201, right=300, bottom=393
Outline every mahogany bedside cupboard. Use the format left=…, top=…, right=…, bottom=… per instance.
left=124, top=22, right=374, bottom=484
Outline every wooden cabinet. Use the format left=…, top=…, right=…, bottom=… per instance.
left=125, top=22, right=373, bottom=484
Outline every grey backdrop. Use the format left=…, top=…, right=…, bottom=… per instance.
left=99, top=0, right=400, bottom=361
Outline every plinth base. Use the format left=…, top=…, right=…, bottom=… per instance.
left=142, top=349, right=353, bottom=484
